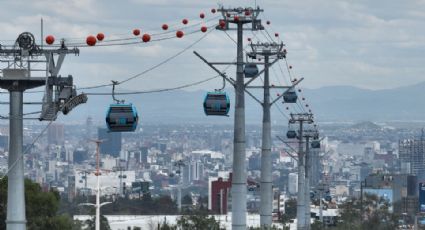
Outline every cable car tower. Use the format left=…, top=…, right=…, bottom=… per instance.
left=287, top=113, right=314, bottom=230
left=301, top=128, right=319, bottom=230
left=245, top=42, right=302, bottom=228
left=0, top=32, right=83, bottom=230
left=194, top=6, right=264, bottom=229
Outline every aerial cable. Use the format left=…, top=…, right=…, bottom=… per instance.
left=117, top=26, right=214, bottom=85
left=42, top=16, right=219, bottom=48
left=86, top=74, right=220, bottom=96
left=0, top=25, right=215, bottom=96
left=49, top=15, right=219, bottom=44
left=0, top=97, right=78, bottom=180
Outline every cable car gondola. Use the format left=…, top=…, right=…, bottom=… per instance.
left=244, top=63, right=259, bottom=78
left=283, top=88, right=298, bottom=103
left=106, top=103, right=138, bottom=132
left=105, top=81, right=139, bottom=132
left=311, top=140, right=321, bottom=149
left=203, top=91, right=230, bottom=116
left=287, top=130, right=297, bottom=139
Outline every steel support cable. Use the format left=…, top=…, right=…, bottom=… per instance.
left=93, top=47, right=244, bottom=96
left=0, top=98, right=76, bottom=180
left=283, top=58, right=307, bottom=113
left=252, top=31, right=304, bottom=111
left=49, top=19, right=219, bottom=48
left=257, top=75, right=290, bottom=120
left=55, top=15, right=220, bottom=44
left=0, top=24, right=216, bottom=96
left=227, top=30, right=294, bottom=119
left=85, top=74, right=220, bottom=95
left=117, top=26, right=215, bottom=86
left=258, top=28, right=308, bottom=113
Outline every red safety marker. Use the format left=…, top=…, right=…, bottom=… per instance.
left=133, top=29, right=140, bottom=36
left=45, top=35, right=55, bottom=45
left=142, top=34, right=151, bottom=42
left=176, top=31, right=184, bottom=38
left=96, top=33, right=105, bottom=41
left=86, top=35, right=97, bottom=46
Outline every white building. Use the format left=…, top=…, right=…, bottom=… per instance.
left=74, top=170, right=136, bottom=195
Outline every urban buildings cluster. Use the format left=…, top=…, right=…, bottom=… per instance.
left=1, top=119, right=424, bottom=228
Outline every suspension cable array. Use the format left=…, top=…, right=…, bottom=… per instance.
left=0, top=5, right=322, bottom=230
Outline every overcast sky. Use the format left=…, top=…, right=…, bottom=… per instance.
left=1, top=0, right=425, bottom=92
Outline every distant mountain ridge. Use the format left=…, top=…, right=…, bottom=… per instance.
left=3, top=81, right=425, bottom=124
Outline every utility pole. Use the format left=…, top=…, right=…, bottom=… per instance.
left=94, top=140, right=102, bottom=230
left=194, top=6, right=264, bottom=229
left=0, top=32, right=82, bottom=230
left=246, top=42, right=288, bottom=228
left=80, top=140, right=111, bottom=230
left=289, top=113, right=314, bottom=230
left=174, top=160, right=185, bottom=212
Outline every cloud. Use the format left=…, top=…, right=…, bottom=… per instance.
left=1, top=0, right=425, bottom=91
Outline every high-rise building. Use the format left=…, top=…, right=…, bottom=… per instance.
left=209, top=176, right=232, bottom=214
left=364, top=174, right=418, bottom=216
left=47, top=123, right=64, bottom=145
left=98, top=128, right=122, bottom=157
left=0, top=135, right=8, bottom=150
left=73, top=148, right=88, bottom=164
left=68, top=175, right=76, bottom=202
left=288, top=173, right=298, bottom=195
left=310, top=148, right=322, bottom=188
left=399, top=139, right=425, bottom=179
left=85, top=116, right=93, bottom=139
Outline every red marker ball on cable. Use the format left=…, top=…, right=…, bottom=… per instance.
left=201, top=26, right=207, bottom=33
left=96, top=33, right=105, bottom=41
left=182, top=19, right=188, bottom=25
left=219, top=20, right=226, bottom=28
left=133, top=29, right=140, bottom=36
left=86, top=35, right=97, bottom=46
left=176, top=30, right=184, bottom=38
left=200, top=13, right=205, bottom=19
left=45, top=35, right=55, bottom=45
left=162, top=24, right=169, bottom=30
left=142, top=34, right=151, bottom=42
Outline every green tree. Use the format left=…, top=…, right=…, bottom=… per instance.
left=280, top=198, right=297, bottom=226
left=84, top=214, right=111, bottom=230
left=176, top=214, right=223, bottom=230
left=182, top=194, right=192, bottom=205
left=0, top=177, right=79, bottom=230
left=333, top=193, right=399, bottom=230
